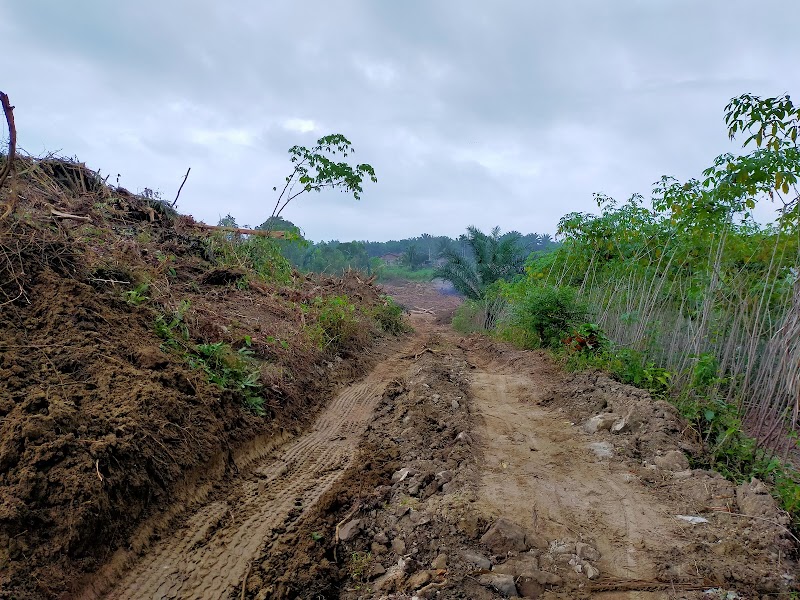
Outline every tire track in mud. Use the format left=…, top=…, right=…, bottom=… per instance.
left=99, top=343, right=416, bottom=600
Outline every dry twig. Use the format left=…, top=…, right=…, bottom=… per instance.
left=197, top=224, right=288, bottom=238
left=172, top=167, right=191, bottom=207
left=0, top=91, right=17, bottom=218
left=240, top=561, right=251, bottom=600
left=50, top=208, right=92, bottom=222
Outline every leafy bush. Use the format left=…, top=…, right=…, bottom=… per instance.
left=155, top=301, right=267, bottom=415
left=124, top=283, right=150, bottom=306
left=206, top=234, right=293, bottom=285
left=507, top=284, right=590, bottom=348
left=154, top=300, right=191, bottom=349
left=451, top=300, right=487, bottom=334
left=371, top=295, right=410, bottom=335
left=189, top=340, right=267, bottom=416
left=563, top=323, right=609, bottom=353
left=303, top=294, right=361, bottom=350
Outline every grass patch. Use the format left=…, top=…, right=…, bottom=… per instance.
left=377, top=265, right=435, bottom=282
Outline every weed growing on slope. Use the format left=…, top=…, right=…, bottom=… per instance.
left=155, top=300, right=267, bottom=415
left=124, top=282, right=150, bottom=306
left=371, top=295, right=411, bottom=335
left=189, top=340, right=266, bottom=416
left=302, top=294, right=361, bottom=350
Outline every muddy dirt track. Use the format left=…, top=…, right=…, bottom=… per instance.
left=81, top=312, right=796, bottom=599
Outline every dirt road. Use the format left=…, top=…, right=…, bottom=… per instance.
left=86, top=312, right=796, bottom=599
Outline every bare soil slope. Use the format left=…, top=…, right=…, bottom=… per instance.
left=0, top=158, right=398, bottom=599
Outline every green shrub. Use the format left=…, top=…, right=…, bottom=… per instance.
left=189, top=340, right=266, bottom=416
left=452, top=300, right=487, bottom=334
left=155, top=301, right=267, bottom=416
left=154, top=300, right=191, bottom=349
left=124, top=283, right=150, bottom=306
left=303, top=294, right=361, bottom=350
left=508, top=284, right=590, bottom=348
left=206, top=234, right=293, bottom=285
left=372, top=295, right=410, bottom=335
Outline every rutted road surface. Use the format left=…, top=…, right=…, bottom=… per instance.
left=88, top=312, right=796, bottom=599
left=89, top=338, right=418, bottom=600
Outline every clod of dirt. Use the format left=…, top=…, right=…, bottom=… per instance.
left=654, top=449, right=691, bottom=471
left=477, top=572, right=517, bottom=596
left=481, top=518, right=535, bottom=554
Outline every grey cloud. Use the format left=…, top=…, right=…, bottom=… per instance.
left=2, top=0, right=799, bottom=241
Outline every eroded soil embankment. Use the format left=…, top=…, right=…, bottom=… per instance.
left=0, top=157, right=402, bottom=600
left=247, top=316, right=797, bottom=599
left=81, top=334, right=418, bottom=599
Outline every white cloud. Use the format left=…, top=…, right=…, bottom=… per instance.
left=282, top=118, right=317, bottom=134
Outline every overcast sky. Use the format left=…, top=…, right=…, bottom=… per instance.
left=2, top=1, right=799, bottom=241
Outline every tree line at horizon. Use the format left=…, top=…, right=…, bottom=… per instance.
left=216, top=213, right=558, bottom=276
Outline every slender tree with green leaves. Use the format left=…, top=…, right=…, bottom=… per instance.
left=269, top=134, right=377, bottom=221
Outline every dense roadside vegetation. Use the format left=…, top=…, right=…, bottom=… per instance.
left=448, top=94, right=800, bottom=526
left=215, top=213, right=556, bottom=282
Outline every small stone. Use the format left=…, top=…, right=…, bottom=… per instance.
left=477, top=573, right=517, bottom=596
left=406, top=570, right=432, bottom=590
left=436, top=470, right=454, bottom=483
left=525, top=532, right=549, bottom=551
left=441, top=481, right=457, bottom=494
left=431, top=553, right=448, bottom=570
left=610, top=418, right=628, bottom=434
left=451, top=399, right=460, bottom=409
left=392, top=468, right=411, bottom=482
left=461, top=550, right=492, bottom=570
left=492, top=553, right=539, bottom=577
left=584, top=563, right=600, bottom=579
left=654, top=450, right=690, bottom=472
left=456, top=431, right=473, bottom=444
left=392, top=538, right=407, bottom=555
left=373, top=566, right=406, bottom=592
left=583, top=413, right=619, bottom=434
left=587, top=441, right=613, bottom=459
left=374, top=531, right=389, bottom=545
left=371, top=542, right=388, bottom=555
left=370, top=563, right=386, bottom=578
left=575, top=542, right=600, bottom=562
left=532, top=570, right=562, bottom=586
left=516, top=576, right=544, bottom=598
left=422, top=481, right=439, bottom=499
left=672, top=469, right=694, bottom=480
left=338, top=519, right=362, bottom=541
left=549, top=540, right=575, bottom=555
left=481, top=518, right=529, bottom=554
left=409, top=510, right=431, bottom=526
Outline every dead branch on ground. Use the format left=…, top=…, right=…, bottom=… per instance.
left=49, top=208, right=92, bottom=222
left=196, top=224, right=287, bottom=238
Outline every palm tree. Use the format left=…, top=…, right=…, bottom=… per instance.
left=436, top=226, right=525, bottom=301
